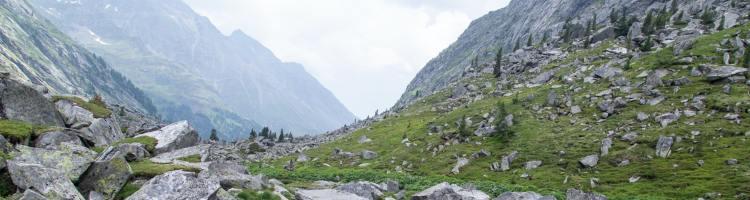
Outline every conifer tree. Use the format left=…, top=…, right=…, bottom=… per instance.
left=584, top=36, right=591, bottom=49
left=288, top=133, right=294, bottom=143
left=514, top=38, right=521, bottom=51
left=643, top=11, right=653, bottom=35
left=260, top=127, right=269, bottom=137
left=542, top=32, right=548, bottom=43
left=494, top=48, right=503, bottom=78
left=459, top=114, right=468, bottom=137
left=494, top=101, right=510, bottom=142
left=210, top=129, right=219, bottom=141
left=670, top=0, right=679, bottom=14
left=592, top=14, right=597, bottom=30
left=527, top=33, right=533, bottom=46
left=731, top=0, right=736, bottom=8
left=641, top=36, right=653, bottom=52
left=278, top=129, right=284, bottom=142
left=615, top=8, right=630, bottom=37
left=717, top=15, right=725, bottom=30
left=610, top=8, right=619, bottom=24
left=584, top=21, right=591, bottom=37
left=742, top=46, right=750, bottom=68
left=250, top=129, right=257, bottom=139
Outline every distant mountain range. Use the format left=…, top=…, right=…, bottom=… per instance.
left=28, top=0, right=358, bottom=139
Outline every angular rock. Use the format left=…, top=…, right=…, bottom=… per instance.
left=11, top=145, right=93, bottom=182
left=125, top=170, right=221, bottom=200
left=655, top=111, right=681, bottom=127
left=361, top=150, right=379, bottom=160
left=0, top=79, right=65, bottom=127
left=570, top=105, right=582, bottom=114
left=637, top=112, right=649, bottom=122
left=493, top=191, right=557, bottom=200
left=672, top=76, right=692, bottom=86
left=135, top=120, right=200, bottom=154
left=452, top=84, right=469, bottom=98
left=395, top=190, right=406, bottom=199
left=7, top=160, right=84, bottom=200
left=451, top=158, right=470, bottom=174
left=77, top=146, right=133, bottom=200
left=525, top=161, right=542, bottom=170
left=115, top=143, right=151, bottom=162
left=428, top=126, right=445, bottom=133
left=34, top=129, right=83, bottom=149
left=20, top=189, right=49, bottom=200
left=673, top=40, right=694, bottom=56
left=296, top=189, right=368, bottom=200
left=601, top=138, right=612, bottom=157
left=611, top=77, right=631, bottom=86
left=297, top=154, right=311, bottom=163
left=706, top=66, right=748, bottom=83
left=490, top=162, right=500, bottom=172
left=646, top=70, right=669, bottom=87
left=505, top=114, right=514, bottom=127
left=566, top=189, right=607, bottom=200
left=214, top=188, right=239, bottom=200
left=547, top=91, right=561, bottom=107
left=357, top=135, right=372, bottom=144
left=591, top=26, right=615, bottom=44
left=334, top=181, right=384, bottom=200
left=592, top=67, right=623, bottom=79
left=690, top=67, right=703, bottom=77
left=203, top=162, right=265, bottom=190
left=727, top=159, right=738, bottom=165
left=477, top=149, right=492, bottom=157
left=410, top=182, right=490, bottom=200
left=387, top=179, right=399, bottom=192
left=655, top=136, right=674, bottom=158
left=531, top=71, right=555, bottom=84
left=580, top=155, right=599, bottom=168
left=621, top=132, right=638, bottom=141
left=501, top=156, right=510, bottom=171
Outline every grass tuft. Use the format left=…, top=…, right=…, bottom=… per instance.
left=51, top=96, right=112, bottom=118
left=113, top=136, right=158, bottom=152
left=176, top=154, right=202, bottom=163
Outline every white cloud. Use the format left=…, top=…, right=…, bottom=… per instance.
left=182, top=0, right=510, bottom=118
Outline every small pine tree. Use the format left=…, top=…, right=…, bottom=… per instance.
left=541, top=32, right=548, bottom=43
left=643, top=11, right=654, bottom=35
left=584, top=36, right=591, bottom=48
left=210, top=129, right=219, bottom=141
left=610, top=8, right=618, bottom=24
left=407, top=121, right=411, bottom=128
left=260, top=127, right=269, bottom=137
left=624, top=55, right=633, bottom=70
left=494, top=48, right=503, bottom=78
left=527, top=33, right=533, bottom=46
left=717, top=15, right=725, bottom=30
left=700, top=6, right=716, bottom=25
left=742, top=46, right=750, bottom=68
left=288, top=133, right=294, bottom=143
left=278, top=129, right=284, bottom=142
left=584, top=21, right=591, bottom=37
left=674, top=11, right=685, bottom=25
left=513, top=92, right=519, bottom=105
left=459, top=114, right=469, bottom=137
left=514, top=38, right=521, bottom=51
left=731, top=0, right=736, bottom=8
left=592, top=14, right=597, bottom=30
left=670, top=0, right=679, bottom=14
left=640, top=36, right=653, bottom=52
left=250, top=129, right=257, bottom=139
left=615, top=8, right=630, bottom=37
left=563, top=27, right=571, bottom=43
left=118, top=107, right=125, bottom=117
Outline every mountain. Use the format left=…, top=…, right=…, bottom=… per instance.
left=27, top=0, right=358, bottom=139
left=397, top=0, right=679, bottom=106
left=0, top=0, right=156, bottom=115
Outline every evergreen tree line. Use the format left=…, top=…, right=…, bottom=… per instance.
left=208, top=126, right=294, bottom=143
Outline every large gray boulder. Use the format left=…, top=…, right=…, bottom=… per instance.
left=531, top=71, right=555, bottom=84
left=410, top=182, right=490, bottom=200
left=296, top=189, right=368, bottom=200
left=452, top=84, right=469, bottom=98
left=357, top=135, right=372, bottom=144
left=20, top=189, right=49, bottom=200
left=547, top=91, right=561, bottom=107
left=135, top=120, right=200, bottom=154
left=77, top=146, right=133, bottom=200
left=34, top=129, right=83, bottom=149
left=673, top=40, right=694, bottom=56
left=11, top=145, right=93, bottom=182
left=387, top=179, right=399, bottom=192
left=493, top=191, right=557, bottom=200
left=592, top=67, right=623, bottom=79
left=590, top=26, right=615, bottom=44
left=7, top=160, right=85, bottom=200
left=646, top=70, right=669, bottom=87
left=655, top=136, right=674, bottom=158
left=54, top=99, right=95, bottom=126
left=361, top=150, right=379, bottom=160
left=55, top=99, right=125, bottom=146
left=706, top=66, right=748, bottom=83
left=297, top=153, right=311, bottom=162
left=525, top=161, right=542, bottom=170
left=334, top=181, right=385, bottom=200
left=125, top=170, right=221, bottom=200
left=580, top=155, right=599, bottom=168
left=601, top=138, right=612, bottom=157
left=655, top=111, right=681, bottom=127
left=566, top=189, right=607, bottom=200
left=202, top=162, right=266, bottom=190
left=0, top=79, right=65, bottom=127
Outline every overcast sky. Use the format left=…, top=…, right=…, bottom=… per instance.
left=182, top=0, right=511, bottom=119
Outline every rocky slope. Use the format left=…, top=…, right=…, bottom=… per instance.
left=259, top=0, right=750, bottom=199
left=0, top=0, right=156, bottom=115
left=27, top=0, right=357, bottom=139
left=397, top=0, right=727, bottom=107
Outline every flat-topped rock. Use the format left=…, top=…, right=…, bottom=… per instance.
left=135, top=120, right=200, bottom=154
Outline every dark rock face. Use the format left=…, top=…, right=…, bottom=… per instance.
left=0, top=79, right=64, bottom=127
left=125, top=170, right=221, bottom=200
left=76, top=146, right=133, bottom=200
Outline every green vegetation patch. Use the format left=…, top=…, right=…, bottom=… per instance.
left=51, top=96, right=112, bottom=118
left=0, top=120, right=49, bottom=143
left=129, top=159, right=201, bottom=178
left=176, top=154, right=202, bottom=163
left=236, top=186, right=282, bottom=200
left=113, top=136, right=158, bottom=152
left=115, top=184, right=140, bottom=200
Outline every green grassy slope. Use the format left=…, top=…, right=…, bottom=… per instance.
left=260, top=25, right=750, bottom=199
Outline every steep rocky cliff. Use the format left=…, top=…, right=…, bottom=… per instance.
left=397, top=0, right=721, bottom=107
left=27, top=0, right=357, bottom=138
left=0, top=0, right=156, bottom=115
